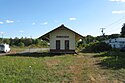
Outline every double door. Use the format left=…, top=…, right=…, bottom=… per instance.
left=56, top=40, right=69, bottom=50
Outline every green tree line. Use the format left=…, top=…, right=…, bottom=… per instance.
left=0, top=37, right=48, bottom=47
left=77, top=23, right=125, bottom=52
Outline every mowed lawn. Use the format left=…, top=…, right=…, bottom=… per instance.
left=0, top=52, right=125, bottom=83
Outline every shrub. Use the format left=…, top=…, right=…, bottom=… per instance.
left=18, top=42, right=25, bottom=48
left=83, top=42, right=112, bottom=53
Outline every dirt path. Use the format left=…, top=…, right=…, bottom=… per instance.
left=71, top=53, right=123, bottom=83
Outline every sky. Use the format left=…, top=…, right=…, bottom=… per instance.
left=0, top=0, right=125, bottom=38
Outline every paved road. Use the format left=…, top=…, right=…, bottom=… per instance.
left=0, top=52, right=11, bottom=56
left=0, top=48, right=50, bottom=56
left=18, top=48, right=49, bottom=54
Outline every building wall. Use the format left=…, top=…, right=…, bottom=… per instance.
left=49, top=28, right=75, bottom=50
left=104, top=38, right=125, bottom=48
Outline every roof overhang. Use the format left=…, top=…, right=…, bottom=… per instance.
left=38, top=24, right=85, bottom=41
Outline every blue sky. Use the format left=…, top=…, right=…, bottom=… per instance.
left=0, top=0, right=125, bottom=38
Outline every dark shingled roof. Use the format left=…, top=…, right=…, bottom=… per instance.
left=38, top=24, right=85, bottom=41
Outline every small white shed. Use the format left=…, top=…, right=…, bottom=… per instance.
left=39, top=24, right=84, bottom=53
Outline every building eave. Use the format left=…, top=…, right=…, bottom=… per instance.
left=38, top=24, right=85, bottom=41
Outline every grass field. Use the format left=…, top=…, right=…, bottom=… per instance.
left=0, top=52, right=125, bottom=83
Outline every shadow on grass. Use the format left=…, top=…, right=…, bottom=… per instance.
left=94, top=51, right=125, bottom=70
left=80, top=48, right=106, bottom=53
left=6, top=52, right=66, bottom=58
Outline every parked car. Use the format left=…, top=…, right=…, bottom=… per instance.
left=120, top=47, right=125, bottom=52
left=0, top=44, right=10, bottom=53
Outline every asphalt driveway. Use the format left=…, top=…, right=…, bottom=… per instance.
left=18, top=48, right=49, bottom=54
left=0, top=48, right=49, bottom=56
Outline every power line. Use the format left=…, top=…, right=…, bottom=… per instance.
left=102, top=15, right=125, bottom=35
left=104, top=16, right=125, bottom=28
left=87, top=15, right=125, bottom=36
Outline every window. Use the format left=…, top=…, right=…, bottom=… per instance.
left=56, top=36, right=69, bottom=38
left=65, top=40, right=69, bottom=50
left=56, top=40, right=60, bottom=50
left=109, top=40, right=111, bottom=43
left=0, top=45, right=4, bottom=48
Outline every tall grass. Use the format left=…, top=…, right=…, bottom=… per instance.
left=0, top=52, right=125, bottom=82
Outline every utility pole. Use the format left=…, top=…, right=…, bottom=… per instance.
left=1, top=32, right=4, bottom=44
left=100, top=28, right=105, bottom=36
left=100, top=28, right=106, bottom=40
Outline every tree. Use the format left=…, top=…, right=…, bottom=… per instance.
left=85, top=35, right=95, bottom=44
left=108, top=34, right=120, bottom=39
left=23, top=38, right=33, bottom=46
left=41, top=40, right=48, bottom=47
left=34, top=39, right=41, bottom=45
left=121, top=23, right=125, bottom=37
left=3, top=38, right=10, bottom=44
left=9, top=38, right=14, bottom=46
left=18, top=42, right=25, bottom=47
left=0, top=38, right=2, bottom=44
left=13, top=37, right=20, bottom=46
left=76, top=40, right=85, bottom=50
left=95, top=35, right=108, bottom=41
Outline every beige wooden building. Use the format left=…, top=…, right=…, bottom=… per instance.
left=39, top=24, right=84, bottom=53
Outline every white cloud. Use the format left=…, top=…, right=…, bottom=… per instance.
left=110, top=0, right=125, bottom=2
left=0, top=22, right=4, bottom=24
left=69, top=18, right=77, bottom=21
left=32, top=22, right=36, bottom=25
left=112, top=10, right=125, bottom=14
left=0, top=32, right=5, bottom=34
left=6, top=20, right=14, bottom=23
left=19, top=30, right=24, bottom=33
left=43, top=22, right=48, bottom=25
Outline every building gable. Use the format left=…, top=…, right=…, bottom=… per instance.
left=38, top=24, right=84, bottom=53
left=39, top=24, right=84, bottom=41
